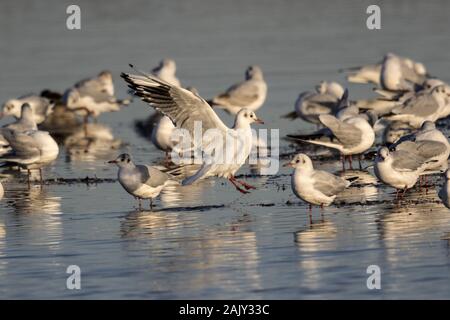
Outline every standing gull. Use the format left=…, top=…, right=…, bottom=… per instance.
left=108, top=153, right=177, bottom=210
left=0, top=104, right=38, bottom=155
left=1, top=94, right=54, bottom=124
left=284, top=153, right=356, bottom=210
left=287, top=113, right=375, bottom=170
left=284, top=81, right=345, bottom=124
left=63, top=70, right=130, bottom=124
left=383, top=85, right=450, bottom=128
left=0, top=126, right=59, bottom=183
left=391, top=121, right=450, bottom=173
left=374, top=146, right=431, bottom=199
left=208, top=65, right=267, bottom=114
left=380, top=53, right=428, bottom=91
left=122, top=71, right=264, bottom=194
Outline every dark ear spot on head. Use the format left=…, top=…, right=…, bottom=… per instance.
left=244, top=113, right=248, bottom=117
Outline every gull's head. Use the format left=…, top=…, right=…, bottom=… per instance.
left=283, top=153, right=313, bottom=169
left=422, top=79, right=444, bottom=91
left=108, top=153, right=134, bottom=168
left=98, top=70, right=113, bottom=82
left=1, top=99, right=23, bottom=119
left=246, top=65, right=263, bottom=80
left=431, top=85, right=450, bottom=99
left=420, top=120, right=436, bottom=132
left=377, top=147, right=390, bottom=162
left=414, top=62, right=427, bottom=76
left=236, top=109, right=264, bottom=126
left=162, top=58, right=176, bottom=72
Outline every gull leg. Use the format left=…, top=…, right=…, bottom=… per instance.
left=358, top=154, right=362, bottom=170
left=228, top=177, right=250, bottom=194
left=309, top=204, right=313, bottom=224
left=234, top=178, right=256, bottom=190
left=348, top=155, right=353, bottom=170
left=39, top=169, right=43, bottom=185
left=149, top=198, right=153, bottom=210
left=138, top=198, right=142, bottom=211
left=27, top=169, right=31, bottom=189
left=341, top=154, right=346, bottom=172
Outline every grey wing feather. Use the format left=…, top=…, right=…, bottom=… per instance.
left=312, top=170, right=348, bottom=197
left=319, top=114, right=362, bottom=147
left=122, top=73, right=228, bottom=136
left=391, top=150, right=426, bottom=171
left=1, top=130, right=40, bottom=159
left=393, top=93, right=439, bottom=117
left=138, top=165, right=171, bottom=188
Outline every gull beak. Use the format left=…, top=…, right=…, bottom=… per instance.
left=107, top=160, right=117, bottom=164
left=283, top=162, right=293, bottom=168
left=255, top=118, right=264, bottom=124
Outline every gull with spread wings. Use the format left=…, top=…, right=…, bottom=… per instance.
left=121, top=68, right=264, bottom=194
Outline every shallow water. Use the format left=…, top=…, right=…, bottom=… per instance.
left=1, top=0, right=450, bottom=299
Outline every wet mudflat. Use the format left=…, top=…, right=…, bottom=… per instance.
left=1, top=0, right=450, bottom=299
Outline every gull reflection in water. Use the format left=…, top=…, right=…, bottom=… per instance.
left=294, top=219, right=338, bottom=289
left=379, top=188, right=450, bottom=266
left=2, top=184, right=63, bottom=251
left=120, top=210, right=262, bottom=294
left=64, top=123, right=122, bottom=162
left=336, top=170, right=379, bottom=205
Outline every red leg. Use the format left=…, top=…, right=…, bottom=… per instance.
left=229, top=177, right=250, bottom=194
left=234, top=178, right=256, bottom=190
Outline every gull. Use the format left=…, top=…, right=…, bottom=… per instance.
left=284, top=153, right=356, bottom=210
left=380, top=53, right=428, bottom=91
left=283, top=81, right=344, bottom=124
left=208, top=65, right=267, bottom=114
left=438, top=170, right=450, bottom=209
left=0, top=127, right=59, bottom=183
left=63, top=70, right=130, bottom=124
left=1, top=94, right=54, bottom=124
left=287, top=113, right=375, bottom=170
left=108, top=153, right=177, bottom=210
left=391, top=121, right=450, bottom=173
left=383, top=85, right=450, bottom=128
left=374, top=146, right=432, bottom=199
left=74, top=70, right=115, bottom=96
left=151, top=58, right=181, bottom=87
left=122, top=70, right=264, bottom=194
left=0, top=103, right=38, bottom=155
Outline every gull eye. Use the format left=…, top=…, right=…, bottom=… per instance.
left=250, top=114, right=254, bottom=118
left=296, top=159, right=300, bottom=163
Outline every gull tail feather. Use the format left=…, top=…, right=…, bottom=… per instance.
left=182, top=163, right=213, bottom=186
left=282, top=111, right=298, bottom=120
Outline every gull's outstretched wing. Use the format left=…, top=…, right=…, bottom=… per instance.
left=122, top=72, right=228, bottom=135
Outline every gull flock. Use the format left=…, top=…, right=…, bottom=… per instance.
left=1, top=53, right=450, bottom=216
